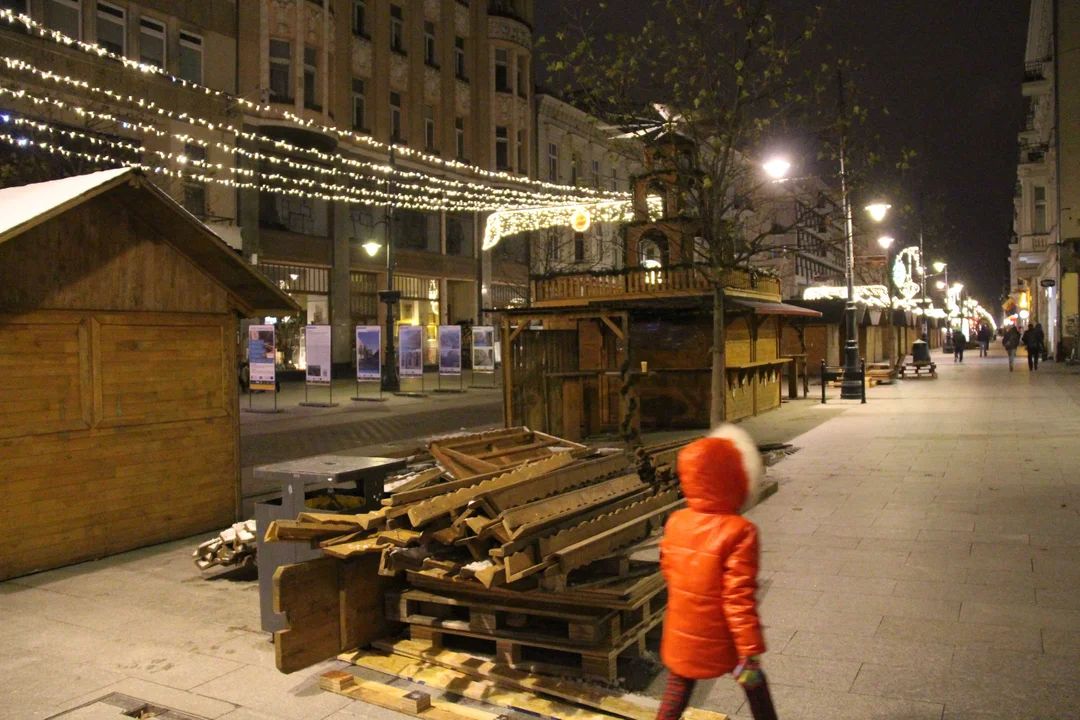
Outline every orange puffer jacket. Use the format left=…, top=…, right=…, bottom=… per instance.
left=659, top=431, right=766, bottom=680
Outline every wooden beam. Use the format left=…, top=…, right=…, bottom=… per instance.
left=599, top=315, right=625, bottom=340
left=508, top=319, right=536, bottom=344
left=319, top=671, right=498, bottom=720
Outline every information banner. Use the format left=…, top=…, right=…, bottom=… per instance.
left=438, top=325, right=463, bottom=376
left=472, top=326, right=496, bottom=373
left=356, top=326, right=382, bottom=381
left=247, top=325, right=276, bottom=391
left=304, top=325, right=332, bottom=385
left=399, top=325, right=424, bottom=378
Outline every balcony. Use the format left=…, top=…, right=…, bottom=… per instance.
left=1019, top=142, right=1049, bottom=168
left=1019, top=112, right=1039, bottom=143
left=1023, top=59, right=1051, bottom=96
left=529, top=266, right=781, bottom=308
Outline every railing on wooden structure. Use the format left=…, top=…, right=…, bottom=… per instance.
left=531, top=266, right=781, bottom=306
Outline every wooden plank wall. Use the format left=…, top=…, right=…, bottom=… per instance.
left=0, top=311, right=239, bottom=581
left=508, top=329, right=578, bottom=431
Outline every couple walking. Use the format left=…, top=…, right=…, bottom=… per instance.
left=1002, top=322, right=1045, bottom=371
left=956, top=325, right=993, bottom=363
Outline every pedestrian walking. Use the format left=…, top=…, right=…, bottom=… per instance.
left=953, top=328, right=967, bottom=363
left=1003, top=324, right=1021, bottom=371
left=1022, top=323, right=1044, bottom=370
left=977, top=325, right=991, bottom=357
left=657, top=426, right=778, bottom=720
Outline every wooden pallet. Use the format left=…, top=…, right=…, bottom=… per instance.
left=388, top=589, right=621, bottom=646
left=405, top=600, right=665, bottom=682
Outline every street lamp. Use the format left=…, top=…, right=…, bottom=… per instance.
left=363, top=241, right=382, bottom=257
left=933, top=261, right=946, bottom=273
left=763, top=157, right=792, bottom=180
left=936, top=281, right=946, bottom=290
left=865, top=203, right=892, bottom=223
left=877, top=236, right=895, bottom=250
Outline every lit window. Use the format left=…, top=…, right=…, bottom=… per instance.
left=139, top=17, right=166, bottom=69
left=390, top=5, right=405, bottom=53
left=178, top=31, right=203, bottom=84
left=494, top=49, right=510, bottom=92
left=390, top=91, right=403, bottom=141
left=352, top=78, right=366, bottom=130
left=96, top=2, right=126, bottom=56
left=454, top=36, right=467, bottom=79
left=269, top=39, right=292, bottom=102
left=424, top=21, right=437, bottom=66
left=44, top=0, right=80, bottom=39
left=495, top=126, right=509, bottom=170
left=424, top=105, right=436, bottom=151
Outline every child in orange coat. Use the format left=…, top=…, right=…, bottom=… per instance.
left=656, top=425, right=777, bottom=720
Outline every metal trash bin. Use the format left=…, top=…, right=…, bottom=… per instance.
left=254, top=454, right=408, bottom=633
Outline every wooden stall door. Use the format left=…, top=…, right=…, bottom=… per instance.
left=508, top=329, right=578, bottom=432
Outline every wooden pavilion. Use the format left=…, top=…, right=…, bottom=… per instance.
left=0, top=168, right=298, bottom=580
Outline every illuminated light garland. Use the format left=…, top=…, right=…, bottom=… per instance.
left=0, top=11, right=630, bottom=200
left=802, top=285, right=892, bottom=309
left=0, top=101, right=575, bottom=212
left=482, top=198, right=663, bottom=251
left=0, top=65, right=604, bottom=208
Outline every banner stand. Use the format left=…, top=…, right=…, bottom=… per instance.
left=299, top=380, right=338, bottom=408
left=436, top=370, right=465, bottom=394
left=244, top=385, right=284, bottom=414
left=352, top=379, right=386, bottom=402
left=469, top=368, right=498, bottom=389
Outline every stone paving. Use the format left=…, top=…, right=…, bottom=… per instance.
left=2, top=347, right=1079, bottom=720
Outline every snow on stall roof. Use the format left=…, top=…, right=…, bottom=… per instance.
left=0, top=167, right=133, bottom=242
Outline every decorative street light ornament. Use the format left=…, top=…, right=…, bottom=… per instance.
left=363, top=240, right=382, bottom=257
left=570, top=207, right=592, bottom=233
left=891, top=246, right=922, bottom=300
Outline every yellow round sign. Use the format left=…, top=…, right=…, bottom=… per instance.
left=570, top=207, right=592, bottom=233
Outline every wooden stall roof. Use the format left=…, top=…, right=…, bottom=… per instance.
left=0, top=168, right=300, bottom=316
left=727, top=298, right=823, bottom=318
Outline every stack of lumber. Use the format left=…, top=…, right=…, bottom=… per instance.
left=193, top=519, right=257, bottom=571
left=266, top=428, right=697, bottom=683
left=865, top=360, right=900, bottom=386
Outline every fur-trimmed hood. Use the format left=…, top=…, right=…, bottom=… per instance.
left=676, top=424, right=764, bottom=515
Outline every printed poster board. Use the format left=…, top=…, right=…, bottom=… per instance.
left=436, top=325, right=462, bottom=377
left=438, top=325, right=462, bottom=376
left=399, top=325, right=424, bottom=378
left=304, top=325, right=331, bottom=385
left=248, top=325, right=276, bottom=391
left=356, top=326, right=382, bottom=381
left=472, top=325, right=496, bottom=373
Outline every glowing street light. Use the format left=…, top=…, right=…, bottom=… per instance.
left=933, top=261, right=946, bottom=273
left=936, top=281, right=946, bottom=290
left=363, top=240, right=382, bottom=257
left=877, top=236, right=895, bottom=249
left=865, top=203, right=892, bottom=223
left=763, top=157, right=792, bottom=180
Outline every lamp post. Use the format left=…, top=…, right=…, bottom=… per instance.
left=368, top=147, right=401, bottom=392
left=878, top=236, right=896, bottom=356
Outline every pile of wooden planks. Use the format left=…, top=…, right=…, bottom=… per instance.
left=266, top=428, right=696, bottom=682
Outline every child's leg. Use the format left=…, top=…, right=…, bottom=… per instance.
left=742, top=673, right=779, bottom=720
left=655, top=671, right=696, bottom=720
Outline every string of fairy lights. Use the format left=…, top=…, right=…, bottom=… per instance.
left=0, top=9, right=628, bottom=206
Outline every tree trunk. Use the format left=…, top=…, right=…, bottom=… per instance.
left=710, top=287, right=726, bottom=428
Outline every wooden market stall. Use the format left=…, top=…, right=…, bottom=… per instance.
left=499, top=267, right=821, bottom=443
left=0, top=168, right=299, bottom=581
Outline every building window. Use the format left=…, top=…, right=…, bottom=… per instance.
left=178, top=31, right=203, bottom=84
left=352, top=0, right=366, bottom=36
left=592, top=159, right=600, bottom=188
left=424, top=105, right=436, bottom=151
left=516, top=129, right=525, bottom=173
left=96, top=2, right=126, bottom=56
left=303, top=46, right=319, bottom=110
left=570, top=156, right=578, bottom=185
left=390, top=4, right=405, bottom=54
left=390, top=91, right=403, bottom=141
left=269, top=39, right=292, bottom=102
left=495, top=126, right=509, bottom=170
left=546, top=230, right=559, bottom=263
left=454, top=37, right=467, bottom=79
left=516, top=55, right=527, bottom=98
left=182, top=143, right=208, bottom=217
left=424, top=21, right=437, bottom=66
left=352, top=78, right=366, bottom=130
left=44, top=0, right=80, bottom=39
left=1034, top=185, right=1048, bottom=234
left=1, top=0, right=28, bottom=14
left=139, top=17, right=166, bottom=69
left=574, top=232, right=586, bottom=263
left=610, top=168, right=618, bottom=191
left=494, top=49, right=510, bottom=92
left=455, top=117, right=466, bottom=160
left=548, top=142, right=559, bottom=181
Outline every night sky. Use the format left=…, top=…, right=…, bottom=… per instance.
left=534, top=1, right=1030, bottom=305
